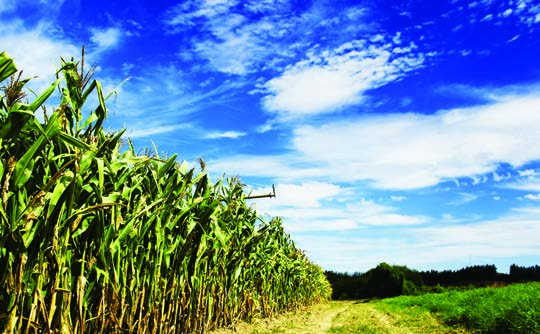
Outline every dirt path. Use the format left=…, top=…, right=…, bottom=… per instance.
left=210, top=300, right=469, bottom=333
left=211, top=301, right=350, bottom=333
left=329, top=300, right=416, bottom=333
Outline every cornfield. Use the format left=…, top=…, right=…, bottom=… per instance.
left=0, top=51, right=331, bottom=333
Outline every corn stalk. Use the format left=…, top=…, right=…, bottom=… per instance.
left=0, top=51, right=332, bottom=333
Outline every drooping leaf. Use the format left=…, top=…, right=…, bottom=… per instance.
left=0, top=51, right=17, bottom=83
left=13, top=112, right=61, bottom=189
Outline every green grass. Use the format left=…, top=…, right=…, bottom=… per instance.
left=382, top=282, right=540, bottom=333
left=328, top=300, right=468, bottom=334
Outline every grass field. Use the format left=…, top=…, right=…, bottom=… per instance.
left=383, top=282, right=540, bottom=333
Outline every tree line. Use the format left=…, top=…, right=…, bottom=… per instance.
left=325, top=263, right=540, bottom=300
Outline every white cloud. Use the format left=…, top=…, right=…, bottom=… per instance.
left=243, top=0, right=290, bottom=13
left=106, top=65, right=247, bottom=139
left=481, top=14, right=493, bottom=21
left=285, top=219, right=358, bottom=233
left=164, top=1, right=296, bottom=75
left=300, top=205, right=540, bottom=273
left=122, top=63, right=135, bottom=75
left=476, top=0, right=540, bottom=27
left=492, top=171, right=511, bottom=182
left=0, top=20, right=81, bottom=91
left=90, top=27, right=122, bottom=50
left=211, top=91, right=540, bottom=190
left=346, top=199, right=428, bottom=226
left=209, top=154, right=326, bottom=181
left=0, top=20, right=128, bottom=95
left=191, top=13, right=300, bottom=74
left=502, top=177, right=540, bottom=192
left=252, top=187, right=427, bottom=233
left=204, top=130, right=246, bottom=139
left=519, top=169, right=537, bottom=177
left=0, top=0, right=67, bottom=14
left=470, top=175, right=488, bottom=184
left=0, top=0, right=16, bottom=13
left=447, top=192, right=478, bottom=205
left=163, top=1, right=388, bottom=78
left=502, top=8, right=513, bottom=17
left=524, top=193, right=540, bottom=201
left=125, top=123, right=193, bottom=139
left=194, top=29, right=264, bottom=75
left=292, top=93, right=540, bottom=189
left=164, top=0, right=238, bottom=28
left=255, top=120, right=277, bottom=133
left=417, top=208, right=540, bottom=255
left=254, top=182, right=342, bottom=209
left=261, top=40, right=425, bottom=117
left=250, top=182, right=359, bottom=232
left=346, top=198, right=391, bottom=217
left=360, top=213, right=428, bottom=226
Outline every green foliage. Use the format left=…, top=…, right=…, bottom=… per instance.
left=402, top=279, right=420, bottom=296
left=0, top=51, right=331, bottom=333
left=326, top=263, right=423, bottom=299
left=326, top=263, right=516, bottom=300
left=385, top=282, right=540, bottom=333
left=325, top=271, right=363, bottom=300
left=360, top=263, right=405, bottom=298
left=422, top=265, right=500, bottom=287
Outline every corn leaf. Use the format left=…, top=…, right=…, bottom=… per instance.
left=0, top=51, right=17, bottom=82
left=13, top=112, right=61, bottom=189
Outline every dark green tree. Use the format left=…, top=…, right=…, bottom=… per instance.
left=360, top=263, right=404, bottom=298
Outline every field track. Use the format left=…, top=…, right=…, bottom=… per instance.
left=211, top=300, right=470, bottom=333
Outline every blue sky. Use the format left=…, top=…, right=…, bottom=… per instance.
left=2, top=0, right=540, bottom=273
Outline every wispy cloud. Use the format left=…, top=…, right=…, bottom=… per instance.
left=0, top=0, right=68, bottom=15
left=524, top=194, right=540, bottom=201
left=456, top=0, right=540, bottom=29
left=500, top=173, right=540, bottom=192
left=518, top=169, right=538, bottom=177
left=0, top=20, right=80, bottom=90
left=209, top=154, right=326, bottom=181
left=447, top=192, right=479, bottom=205
left=210, top=90, right=540, bottom=190
left=260, top=39, right=425, bottom=118
left=163, top=0, right=300, bottom=74
left=0, top=0, right=16, bottom=13
left=291, top=93, right=540, bottom=189
left=505, top=182, right=540, bottom=192
left=299, top=204, right=540, bottom=272
left=204, top=130, right=246, bottom=139
left=162, top=0, right=381, bottom=77
left=90, top=27, right=123, bottom=51
left=251, top=182, right=427, bottom=234
left=0, top=19, right=129, bottom=94
left=106, top=65, right=247, bottom=139
left=124, top=123, right=193, bottom=139
left=346, top=199, right=429, bottom=226
left=417, top=206, right=540, bottom=256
